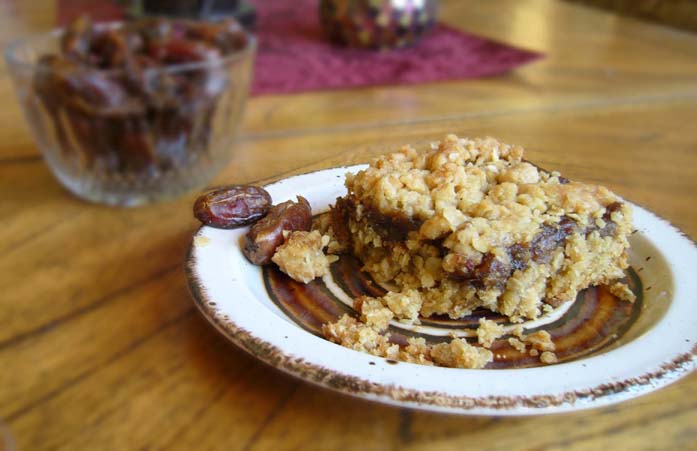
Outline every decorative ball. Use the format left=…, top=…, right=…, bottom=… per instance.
left=319, top=0, right=438, bottom=49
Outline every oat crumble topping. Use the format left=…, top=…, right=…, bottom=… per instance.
left=430, top=338, right=493, bottom=369
left=524, top=330, right=556, bottom=352
left=508, top=337, right=527, bottom=353
left=540, top=351, right=559, bottom=364
left=477, top=318, right=506, bottom=348
left=271, top=230, right=338, bottom=283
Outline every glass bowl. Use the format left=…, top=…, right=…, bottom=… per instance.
left=4, top=22, right=256, bottom=206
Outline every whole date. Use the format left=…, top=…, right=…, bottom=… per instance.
left=243, top=196, right=313, bottom=265
left=193, top=185, right=272, bottom=229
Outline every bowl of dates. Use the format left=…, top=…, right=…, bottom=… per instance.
left=4, top=16, right=256, bottom=206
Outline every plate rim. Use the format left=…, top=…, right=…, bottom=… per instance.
left=185, top=165, right=697, bottom=415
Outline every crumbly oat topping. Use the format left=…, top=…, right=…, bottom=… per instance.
left=357, top=297, right=394, bottom=330
left=524, top=330, right=556, bottom=352
left=508, top=337, right=527, bottom=352
left=540, top=351, right=558, bottom=364
left=355, top=288, right=423, bottom=326
left=477, top=318, right=505, bottom=348
left=608, top=281, right=636, bottom=303
left=511, top=325, right=525, bottom=338
left=430, top=338, right=493, bottom=369
left=321, top=315, right=492, bottom=369
left=321, top=312, right=562, bottom=368
left=399, top=337, right=434, bottom=366
left=322, top=315, right=399, bottom=359
left=272, top=230, right=338, bottom=283
left=379, top=289, right=422, bottom=324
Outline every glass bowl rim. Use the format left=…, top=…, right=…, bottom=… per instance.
left=3, top=20, right=257, bottom=76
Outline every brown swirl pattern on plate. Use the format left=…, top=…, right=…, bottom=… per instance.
left=263, top=255, right=642, bottom=369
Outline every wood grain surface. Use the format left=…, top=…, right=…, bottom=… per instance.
left=1, top=1, right=696, bottom=450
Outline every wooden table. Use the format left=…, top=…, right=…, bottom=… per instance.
left=1, top=1, right=696, bottom=449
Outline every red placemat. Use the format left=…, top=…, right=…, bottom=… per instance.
left=251, top=0, right=542, bottom=95
left=56, top=0, right=542, bottom=96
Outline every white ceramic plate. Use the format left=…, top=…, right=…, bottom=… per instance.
left=186, top=165, right=697, bottom=415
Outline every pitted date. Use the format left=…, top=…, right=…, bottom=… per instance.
left=194, top=185, right=272, bottom=229
left=243, top=196, right=313, bottom=265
